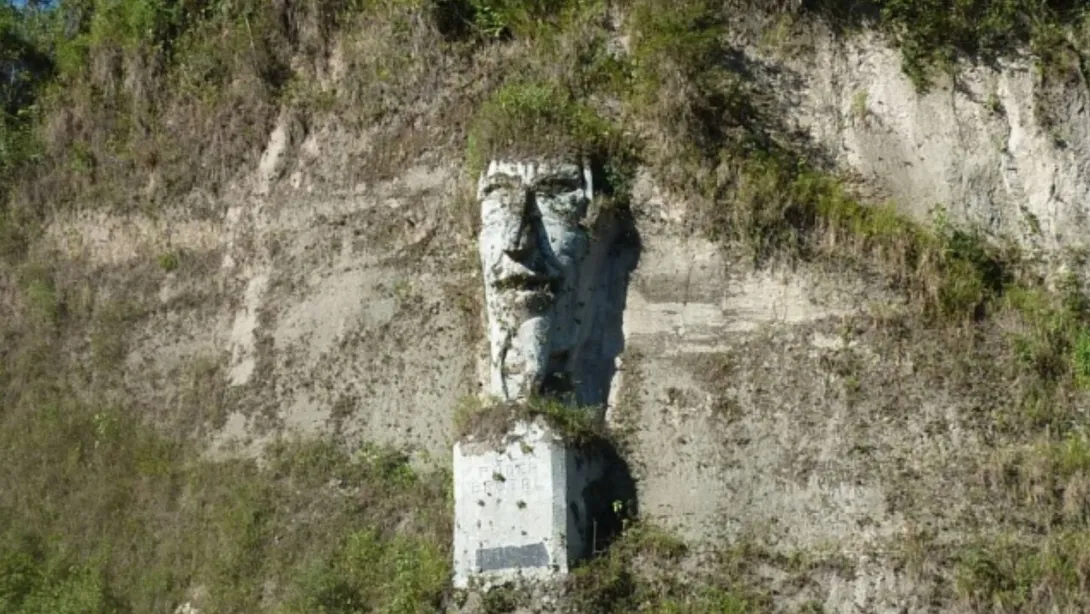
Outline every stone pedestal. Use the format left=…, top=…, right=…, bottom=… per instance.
left=453, top=419, right=607, bottom=589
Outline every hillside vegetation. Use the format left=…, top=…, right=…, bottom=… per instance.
left=3, top=0, right=1090, bottom=612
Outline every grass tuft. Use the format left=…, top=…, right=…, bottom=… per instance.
left=465, top=79, right=622, bottom=175
left=453, top=394, right=608, bottom=446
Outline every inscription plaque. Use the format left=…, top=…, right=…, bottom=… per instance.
left=477, top=542, right=550, bottom=572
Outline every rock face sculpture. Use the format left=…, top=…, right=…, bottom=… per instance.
left=478, top=159, right=626, bottom=406
left=453, top=157, right=637, bottom=589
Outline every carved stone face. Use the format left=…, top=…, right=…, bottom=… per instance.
left=479, top=160, right=595, bottom=402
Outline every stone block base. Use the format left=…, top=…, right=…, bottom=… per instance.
left=452, top=419, right=611, bottom=589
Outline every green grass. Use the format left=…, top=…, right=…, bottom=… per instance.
left=458, top=0, right=1035, bottom=334
left=461, top=0, right=575, bottom=39
left=0, top=401, right=453, bottom=613
left=157, top=250, right=180, bottom=272
left=286, top=528, right=448, bottom=614
left=0, top=0, right=1084, bottom=220
left=565, top=526, right=773, bottom=614
left=783, top=0, right=1088, bottom=90
left=453, top=395, right=608, bottom=446
left=960, top=416, right=1090, bottom=610
left=955, top=532, right=1090, bottom=612
left=0, top=251, right=453, bottom=611
left=987, top=430, right=1090, bottom=525
left=624, top=0, right=744, bottom=146
left=465, top=79, right=622, bottom=175
left=0, top=0, right=303, bottom=216
left=877, top=0, right=1089, bottom=90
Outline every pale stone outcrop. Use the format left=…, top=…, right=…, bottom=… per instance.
left=769, top=29, right=1090, bottom=257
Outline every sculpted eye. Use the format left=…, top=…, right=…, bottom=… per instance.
left=533, top=175, right=583, bottom=195
left=536, top=194, right=586, bottom=224
left=481, top=174, right=521, bottom=197
left=481, top=184, right=506, bottom=198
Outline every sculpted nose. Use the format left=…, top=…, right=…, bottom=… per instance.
left=505, top=222, right=533, bottom=260
left=503, top=189, right=536, bottom=261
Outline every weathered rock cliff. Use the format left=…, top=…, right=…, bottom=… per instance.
left=7, top=2, right=1090, bottom=611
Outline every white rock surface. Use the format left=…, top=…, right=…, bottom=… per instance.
left=452, top=419, right=606, bottom=589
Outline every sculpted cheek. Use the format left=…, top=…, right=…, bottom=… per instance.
left=480, top=198, right=511, bottom=227
left=550, top=232, right=588, bottom=266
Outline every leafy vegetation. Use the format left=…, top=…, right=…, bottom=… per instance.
left=450, top=3, right=1090, bottom=610
left=0, top=3, right=51, bottom=259
left=287, top=527, right=449, bottom=613
left=769, top=0, right=1090, bottom=89
left=0, top=242, right=453, bottom=611
left=564, top=527, right=776, bottom=614
left=0, top=0, right=341, bottom=230
left=0, top=4, right=48, bottom=177
left=457, top=0, right=582, bottom=39
left=955, top=531, right=1090, bottom=612
left=877, top=0, right=1089, bottom=89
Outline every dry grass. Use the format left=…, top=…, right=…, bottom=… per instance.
left=0, top=374, right=453, bottom=613
left=453, top=395, right=608, bottom=447
left=0, top=247, right=451, bottom=611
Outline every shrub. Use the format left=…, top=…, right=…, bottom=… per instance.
left=955, top=532, right=1090, bottom=612
left=0, top=539, right=118, bottom=614
left=878, top=0, right=1088, bottom=89
left=287, top=529, right=449, bottom=614
left=0, top=3, right=51, bottom=214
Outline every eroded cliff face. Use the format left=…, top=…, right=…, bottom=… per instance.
left=764, top=29, right=1090, bottom=256
left=30, top=24, right=1090, bottom=613
left=43, top=159, right=480, bottom=461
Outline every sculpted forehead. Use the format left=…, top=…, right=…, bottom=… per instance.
left=479, top=160, right=592, bottom=198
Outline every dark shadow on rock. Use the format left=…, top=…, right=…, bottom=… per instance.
left=566, top=163, right=642, bottom=410
left=570, top=436, right=639, bottom=562
left=717, top=46, right=837, bottom=175
left=797, top=0, right=883, bottom=33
